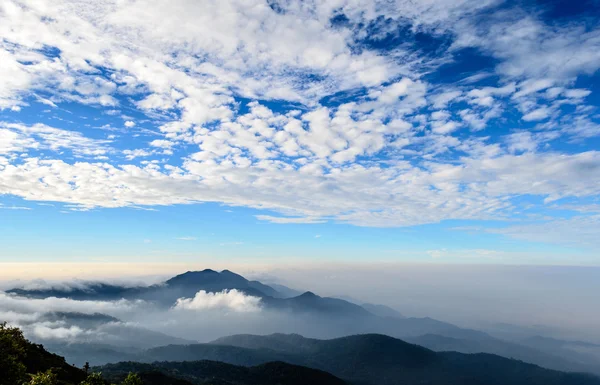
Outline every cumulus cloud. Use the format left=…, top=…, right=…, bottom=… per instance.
left=0, top=0, right=598, bottom=247
left=173, top=289, right=262, bottom=313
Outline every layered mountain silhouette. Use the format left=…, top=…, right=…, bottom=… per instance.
left=7, top=269, right=378, bottom=317
left=7, top=269, right=600, bottom=376
left=1, top=324, right=348, bottom=385
left=406, top=333, right=600, bottom=375
left=360, top=302, right=405, bottom=318
left=113, top=333, right=600, bottom=385
left=8, top=269, right=280, bottom=303
left=99, top=360, right=347, bottom=385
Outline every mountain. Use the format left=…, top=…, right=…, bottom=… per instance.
left=360, top=303, right=405, bottom=318
left=522, top=335, right=600, bottom=350
left=262, top=283, right=302, bottom=298
left=7, top=269, right=284, bottom=304
left=8, top=269, right=599, bottom=376
left=29, top=312, right=194, bottom=350
left=519, top=336, right=600, bottom=374
left=1, top=324, right=346, bottom=385
left=212, top=333, right=317, bottom=354
left=262, top=291, right=374, bottom=317
left=142, top=343, right=292, bottom=366
left=138, top=333, right=600, bottom=385
left=6, top=270, right=375, bottom=318
left=43, top=342, right=141, bottom=367
left=164, top=270, right=276, bottom=299
left=406, top=333, right=600, bottom=375
left=99, top=360, right=347, bottom=385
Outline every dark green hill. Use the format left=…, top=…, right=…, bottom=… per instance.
left=0, top=323, right=86, bottom=385
left=143, top=343, right=297, bottom=366
left=98, top=360, right=347, bottom=385
left=195, top=333, right=600, bottom=385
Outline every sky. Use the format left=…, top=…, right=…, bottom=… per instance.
left=1, top=0, right=600, bottom=267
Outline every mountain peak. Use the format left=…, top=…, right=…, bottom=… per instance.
left=166, top=269, right=221, bottom=286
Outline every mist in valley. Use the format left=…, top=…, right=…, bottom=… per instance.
left=1, top=264, right=600, bottom=375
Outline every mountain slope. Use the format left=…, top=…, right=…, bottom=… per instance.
left=201, top=333, right=600, bottom=385
left=407, top=333, right=600, bottom=375
left=0, top=323, right=86, bottom=385
left=100, top=360, right=347, bottom=385
left=360, top=303, right=405, bottom=318
left=7, top=269, right=282, bottom=303
left=262, top=291, right=374, bottom=317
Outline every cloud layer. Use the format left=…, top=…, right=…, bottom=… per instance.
left=0, top=0, right=599, bottom=248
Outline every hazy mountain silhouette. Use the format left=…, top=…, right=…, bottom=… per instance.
left=262, top=291, right=374, bottom=317
left=128, top=333, right=600, bottom=385
left=360, top=303, right=405, bottom=318
left=262, top=283, right=302, bottom=298
left=100, top=360, right=347, bottom=385
left=407, top=333, right=600, bottom=375
left=8, top=269, right=600, bottom=376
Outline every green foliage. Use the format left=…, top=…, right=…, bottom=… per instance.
left=121, top=373, right=142, bottom=385
left=0, top=323, right=87, bottom=385
left=29, top=370, right=58, bottom=385
left=0, top=322, right=28, bottom=385
left=80, top=372, right=105, bottom=385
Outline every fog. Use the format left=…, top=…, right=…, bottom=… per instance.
left=1, top=263, right=600, bottom=369
left=254, top=264, right=600, bottom=341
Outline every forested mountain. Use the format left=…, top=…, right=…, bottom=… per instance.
left=133, top=333, right=600, bottom=385
left=1, top=324, right=346, bottom=385
left=0, top=322, right=87, bottom=385
left=99, top=361, right=347, bottom=385
left=3, top=320, right=600, bottom=385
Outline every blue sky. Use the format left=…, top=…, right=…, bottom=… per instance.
left=1, top=0, right=600, bottom=265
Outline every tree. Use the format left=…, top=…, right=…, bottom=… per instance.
left=80, top=372, right=105, bottom=385
left=121, top=372, right=142, bottom=385
left=28, top=370, right=58, bottom=385
left=0, top=322, right=28, bottom=385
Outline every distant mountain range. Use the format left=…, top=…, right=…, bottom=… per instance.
left=99, top=360, right=347, bottom=385
left=6, top=269, right=600, bottom=376
left=7, top=269, right=395, bottom=318
left=4, top=320, right=600, bottom=385
left=103, top=333, right=600, bottom=385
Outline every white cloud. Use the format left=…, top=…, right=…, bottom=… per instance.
left=0, top=122, right=111, bottom=157
left=491, top=215, right=600, bottom=248
left=0, top=149, right=599, bottom=226
left=31, top=324, right=87, bottom=340
left=0, top=291, right=146, bottom=317
left=522, top=107, right=551, bottom=122
left=0, top=0, right=598, bottom=247
left=173, top=289, right=262, bottom=312
left=255, top=215, right=326, bottom=224
left=149, top=139, right=175, bottom=149
left=123, top=149, right=152, bottom=160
